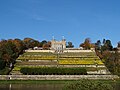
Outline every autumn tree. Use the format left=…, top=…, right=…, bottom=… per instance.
left=42, top=41, right=51, bottom=50
left=80, top=38, right=92, bottom=50
left=95, top=39, right=119, bottom=76
left=23, top=38, right=40, bottom=49
left=12, top=39, right=25, bottom=55
left=105, top=51, right=120, bottom=76
left=0, top=40, right=17, bottom=65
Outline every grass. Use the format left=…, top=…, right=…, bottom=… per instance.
left=17, top=56, right=57, bottom=60
left=0, top=67, right=10, bottom=75
left=0, top=79, right=119, bottom=84
left=58, top=59, right=104, bottom=65
left=12, top=67, right=21, bottom=71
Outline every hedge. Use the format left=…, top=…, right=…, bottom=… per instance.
left=20, top=67, right=87, bottom=75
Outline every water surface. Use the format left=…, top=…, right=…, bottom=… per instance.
left=0, top=84, right=64, bottom=90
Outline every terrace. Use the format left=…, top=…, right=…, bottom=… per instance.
left=11, top=51, right=109, bottom=75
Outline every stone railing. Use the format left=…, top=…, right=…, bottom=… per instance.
left=25, top=50, right=94, bottom=53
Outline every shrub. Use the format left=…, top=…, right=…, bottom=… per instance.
left=63, top=79, right=113, bottom=90
left=20, top=67, right=87, bottom=75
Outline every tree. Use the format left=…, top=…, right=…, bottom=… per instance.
left=66, top=42, right=74, bottom=48
left=42, top=41, right=51, bottom=50
left=103, top=39, right=106, bottom=45
left=80, top=38, right=92, bottom=50
left=23, top=38, right=40, bottom=49
left=39, top=40, right=47, bottom=47
left=105, top=51, right=120, bottom=76
left=95, top=39, right=119, bottom=76
left=0, top=60, right=5, bottom=70
left=42, top=43, right=50, bottom=50
left=117, top=41, right=120, bottom=48
left=95, top=40, right=101, bottom=50
left=23, top=38, right=33, bottom=49
left=12, top=39, right=25, bottom=55
left=105, top=40, right=113, bottom=50
left=101, top=39, right=113, bottom=51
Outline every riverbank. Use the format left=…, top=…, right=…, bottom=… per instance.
left=0, top=75, right=119, bottom=80
left=0, top=79, right=120, bottom=90
left=0, top=79, right=120, bottom=84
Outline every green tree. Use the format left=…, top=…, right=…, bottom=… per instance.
left=101, top=39, right=113, bottom=51
left=117, top=41, right=120, bottom=48
left=66, top=42, right=74, bottom=48
left=95, top=40, right=101, bottom=50
left=103, top=39, right=106, bottom=45
left=0, top=60, right=5, bottom=70
left=39, top=40, right=47, bottom=47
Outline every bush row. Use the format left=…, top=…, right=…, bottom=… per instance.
left=20, top=67, right=87, bottom=75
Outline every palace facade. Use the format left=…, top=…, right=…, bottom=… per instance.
left=51, top=39, right=66, bottom=53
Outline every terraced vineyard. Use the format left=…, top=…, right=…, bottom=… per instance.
left=11, top=51, right=110, bottom=75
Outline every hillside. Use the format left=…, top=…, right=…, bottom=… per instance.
left=11, top=50, right=110, bottom=75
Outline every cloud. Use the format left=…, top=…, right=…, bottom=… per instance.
left=32, top=14, right=56, bottom=23
left=32, top=14, right=45, bottom=21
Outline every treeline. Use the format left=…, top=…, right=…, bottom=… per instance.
left=0, top=38, right=51, bottom=72
left=20, top=67, right=87, bottom=75
left=0, top=37, right=120, bottom=75
left=95, top=39, right=120, bottom=76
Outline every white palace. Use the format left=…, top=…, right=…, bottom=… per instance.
left=51, top=38, right=66, bottom=53
left=26, top=37, right=95, bottom=53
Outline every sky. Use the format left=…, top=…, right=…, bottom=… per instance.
left=0, top=0, right=120, bottom=47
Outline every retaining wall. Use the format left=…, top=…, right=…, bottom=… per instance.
left=0, top=75, right=119, bottom=80
left=25, top=50, right=94, bottom=53
left=25, top=50, right=54, bottom=53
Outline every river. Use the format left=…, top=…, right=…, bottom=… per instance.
left=0, top=83, right=64, bottom=90
left=0, top=82, right=119, bottom=90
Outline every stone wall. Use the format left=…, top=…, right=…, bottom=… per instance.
left=25, top=50, right=94, bottom=53
left=0, top=75, right=119, bottom=80
left=64, top=50, right=94, bottom=53
left=25, top=50, right=54, bottom=53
